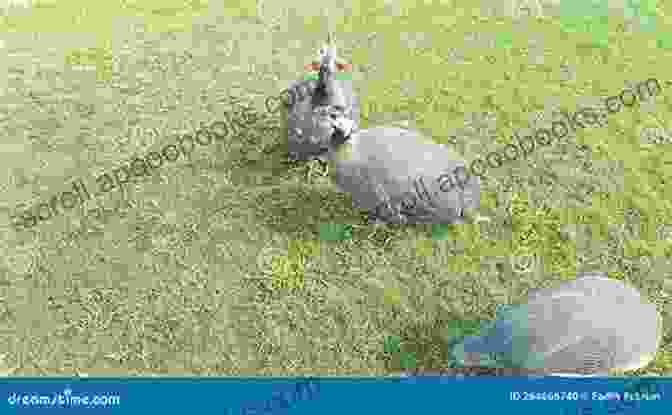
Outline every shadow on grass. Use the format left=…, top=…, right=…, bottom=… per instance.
left=246, top=184, right=362, bottom=238
left=219, top=100, right=469, bottom=246
left=247, top=191, right=432, bottom=248
left=381, top=307, right=546, bottom=376
left=381, top=314, right=485, bottom=374
left=226, top=139, right=301, bottom=188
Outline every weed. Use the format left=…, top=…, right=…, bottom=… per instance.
left=383, top=335, right=417, bottom=372
left=259, top=240, right=318, bottom=293
left=318, top=223, right=353, bottom=242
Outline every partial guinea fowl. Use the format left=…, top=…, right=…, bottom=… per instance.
left=325, top=121, right=486, bottom=225
left=284, top=33, right=360, bottom=162
left=451, top=272, right=663, bottom=376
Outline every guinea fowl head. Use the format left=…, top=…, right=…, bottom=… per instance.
left=307, top=33, right=357, bottom=155
left=315, top=32, right=348, bottom=113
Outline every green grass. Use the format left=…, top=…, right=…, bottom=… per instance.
left=0, top=0, right=671, bottom=376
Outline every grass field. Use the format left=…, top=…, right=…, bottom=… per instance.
left=1, top=0, right=672, bottom=376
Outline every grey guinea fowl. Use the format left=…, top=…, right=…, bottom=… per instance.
left=284, top=32, right=360, bottom=162
left=451, top=272, right=663, bottom=376
left=324, top=122, right=482, bottom=225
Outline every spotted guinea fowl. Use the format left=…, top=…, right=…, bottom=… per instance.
left=323, top=118, right=486, bottom=225
left=284, top=32, right=360, bottom=162
left=451, top=272, right=663, bottom=376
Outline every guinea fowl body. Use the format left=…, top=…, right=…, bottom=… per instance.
left=286, top=35, right=359, bottom=162
left=327, top=125, right=481, bottom=224
left=284, top=78, right=330, bottom=160
left=451, top=272, right=663, bottom=376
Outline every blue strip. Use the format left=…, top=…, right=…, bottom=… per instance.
left=1, top=377, right=668, bottom=414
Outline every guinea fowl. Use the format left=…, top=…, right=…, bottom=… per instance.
left=451, top=272, right=663, bottom=376
left=284, top=32, right=360, bottom=162
left=324, top=120, right=486, bottom=225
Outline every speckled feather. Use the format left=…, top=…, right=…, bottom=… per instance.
left=328, top=125, right=481, bottom=224
left=452, top=274, right=663, bottom=374
left=286, top=36, right=360, bottom=162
